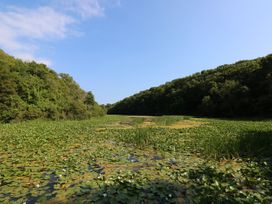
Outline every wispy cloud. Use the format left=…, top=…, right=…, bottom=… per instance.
left=57, top=0, right=104, bottom=18
left=0, top=6, right=75, bottom=38
left=0, top=6, right=76, bottom=66
left=0, top=0, right=118, bottom=66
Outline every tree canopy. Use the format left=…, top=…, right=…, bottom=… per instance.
left=0, top=50, right=105, bottom=123
left=108, top=54, right=272, bottom=117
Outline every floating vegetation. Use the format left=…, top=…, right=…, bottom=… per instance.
left=0, top=116, right=271, bottom=203
left=127, top=154, right=139, bottom=163
left=88, top=164, right=105, bottom=175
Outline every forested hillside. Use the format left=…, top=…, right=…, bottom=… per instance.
left=0, top=50, right=104, bottom=123
left=108, top=54, right=272, bottom=117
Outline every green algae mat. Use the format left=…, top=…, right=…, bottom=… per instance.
left=0, top=116, right=271, bottom=203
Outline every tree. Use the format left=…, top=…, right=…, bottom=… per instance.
left=108, top=53, right=272, bottom=118
left=85, top=91, right=95, bottom=106
left=0, top=50, right=105, bottom=123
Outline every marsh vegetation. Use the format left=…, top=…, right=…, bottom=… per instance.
left=0, top=116, right=271, bottom=203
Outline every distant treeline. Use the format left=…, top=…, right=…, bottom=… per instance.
left=0, top=50, right=105, bottom=123
left=108, top=54, right=272, bottom=117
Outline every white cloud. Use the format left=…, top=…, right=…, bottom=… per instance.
left=0, top=7, right=75, bottom=38
left=14, top=52, right=52, bottom=67
left=57, top=0, right=104, bottom=18
left=0, top=6, right=76, bottom=66
left=0, top=0, right=119, bottom=65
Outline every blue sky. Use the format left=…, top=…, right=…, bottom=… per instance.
left=1, top=0, right=272, bottom=104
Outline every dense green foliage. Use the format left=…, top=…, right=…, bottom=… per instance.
left=109, top=54, right=272, bottom=117
left=0, top=50, right=105, bottom=123
left=0, top=116, right=271, bottom=203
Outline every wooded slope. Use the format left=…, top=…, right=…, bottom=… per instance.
left=0, top=50, right=104, bottom=123
left=108, top=54, right=272, bottom=117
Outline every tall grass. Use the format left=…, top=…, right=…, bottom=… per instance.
left=117, top=128, right=153, bottom=148
left=131, top=117, right=145, bottom=126
left=188, top=120, right=272, bottom=159
left=153, top=116, right=186, bottom=126
left=113, top=127, right=187, bottom=152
